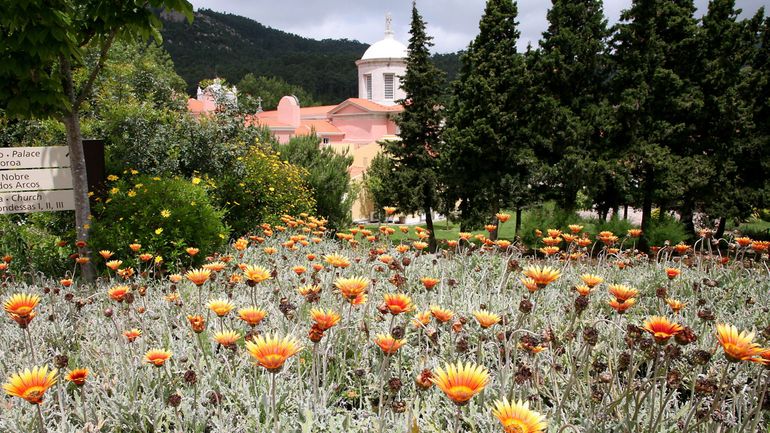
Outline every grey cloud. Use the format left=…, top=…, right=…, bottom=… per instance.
left=189, top=0, right=767, bottom=53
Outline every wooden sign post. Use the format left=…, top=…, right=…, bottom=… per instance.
left=0, top=147, right=76, bottom=214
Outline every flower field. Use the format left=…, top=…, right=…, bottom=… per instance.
left=2, top=216, right=770, bottom=433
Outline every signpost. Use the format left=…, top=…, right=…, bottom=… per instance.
left=0, top=146, right=75, bottom=215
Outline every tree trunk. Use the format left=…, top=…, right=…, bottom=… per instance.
left=679, top=200, right=696, bottom=240
left=623, top=205, right=628, bottom=220
left=423, top=183, right=437, bottom=253
left=61, top=59, right=94, bottom=282
left=515, top=207, right=522, bottom=238
left=640, top=167, right=654, bottom=252
left=489, top=205, right=499, bottom=242
left=714, top=217, right=727, bottom=240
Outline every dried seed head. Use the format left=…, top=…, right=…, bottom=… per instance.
left=675, top=326, right=698, bottom=345
left=519, top=298, right=533, bottom=314
left=168, top=393, right=182, bottom=407
left=583, top=327, right=599, bottom=346
left=54, top=354, right=69, bottom=369
left=388, top=377, right=402, bottom=393
left=184, top=370, right=197, bottom=385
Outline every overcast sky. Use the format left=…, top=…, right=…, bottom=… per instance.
left=189, top=0, right=766, bottom=53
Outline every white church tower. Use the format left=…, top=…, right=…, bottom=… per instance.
left=355, top=13, right=407, bottom=106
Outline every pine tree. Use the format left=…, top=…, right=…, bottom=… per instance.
left=532, top=0, right=611, bottom=212
left=611, top=0, right=700, bottom=243
left=442, top=0, right=534, bottom=233
left=384, top=1, right=446, bottom=251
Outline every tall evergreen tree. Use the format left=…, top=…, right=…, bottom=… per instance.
left=532, top=0, right=611, bottom=212
left=384, top=1, right=446, bottom=250
left=611, top=0, right=700, bottom=243
left=442, top=0, right=534, bottom=232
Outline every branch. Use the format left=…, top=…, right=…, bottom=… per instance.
left=74, top=29, right=118, bottom=110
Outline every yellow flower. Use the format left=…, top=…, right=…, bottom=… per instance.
left=716, top=323, right=763, bottom=362
left=491, top=398, right=548, bottom=433
left=192, top=177, right=202, bottom=185
left=431, top=361, right=489, bottom=406
left=127, top=190, right=136, bottom=197
left=155, top=228, right=163, bottom=235
left=3, top=366, right=58, bottom=404
left=161, top=210, right=171, bottom=218
left=107, top=175, right=119, bottom=181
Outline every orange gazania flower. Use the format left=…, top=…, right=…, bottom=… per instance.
left=396, top=244, right=410, bottom=253
left=430, top=305, right=454, bottom=323
left=213, top=330, right=240, bottom=347
left=496, top=213, right=511, bottom=223
left=233, top=238, right=248, bottom=251
left=575, top=285, right=592, bottom=296
left=431, top=361, right=489, bottom=406
left=187, top=315, right=206, bottom=333
left=666, top=298, right=686, bottom=313
left=202, top=261, right=227, bottom=272
left=735, top=237, right=752, bottom=247
left=750, top=349, right=770, bottom=367
left=412, top=310, right=432, bottom=328
left=129, top=243, right=141, bottom=252
left=334, top=276, right=369, bottom=302
left=60, top=279, right=73, bottom=288
left=383, top=206, right=397, bottom=215
left=608, top=284, right=638, bottom=302
left=383, top=293, right=414, bottom=315
left=473, top=310, right=501, bottom=328
left=138, top=253, right=154, bottom=262
left=568, top=224, right=583, bottom=234
left=238, top=307, right=267, bottom=326
left=580, top=274, right=604, bottom=288
left=99, top=250, right=114, bottom=260
left=298, top=284, right=321, bottom=297
left=324, top=254, right=350, bottom=268
left=492, top=398, right=548, bottom=433
left=4, top=293, right=40, bottom=318
left=716, top=324, right=763, bottom=362
left=108, top=285, right=130, bottom=302
left=608, top=297, right=636, bottom=313
left=642, top=316, right=684, bottom=344
left=123, top=328, right=142, bottom=342
left=185, top=268, right=211, bottom=286
left=245, top=334, right=302, bottom=372
left=674, top=243, right=691, bottom=254
left=207, top=299, right=234, bottom=317
left=413, top=241, right=428, bottom=251
left=105, top=260, right=123, bottom=271
left=3, top=366, right=58, bottom=404
left=65, top=368, right=88, bottom=386
left=186, top=247, right=199, bottom=256
left=665, top=267, right=681, bottom=279
left=627, top=229, right=643, bottom=238
left=520, top=277, right=539, bottom=293
left=144, top=349, right=172, bottom=367
left=539, top=246, right=560, bottom=256
left=420, top=277, right=439, bottom=290
left=310, top=309, right=341, bottom=331
left=292, top=266, right=306, bottom=275
left=522, top=266, right=561, bottom=288
left=243, top=265, right=271, bottom=284
left=374, top=334, right=406, bottom=355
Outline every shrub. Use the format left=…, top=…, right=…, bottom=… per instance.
left=645, top=214, right=688, bottom=247
left=735, top=218, right=770, bottom=241
left=583, top=215, right=634, bottom=238
left=0, top=213, right=71, bottom=278
left=274, top=134, right=354, bottom=230
left=89, top=174, right=228, bottom=269
left=519, top=202, right=580, bottom=247
left=213, top=146, right=316, bottom=234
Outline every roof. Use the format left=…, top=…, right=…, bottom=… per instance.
left=294, top=120, right=344, bottom=136
left=328, top=98, right=404, bottom=115
left=256, top=105, right=338, bottom=120
left=361, top=33, right=407, bottom=60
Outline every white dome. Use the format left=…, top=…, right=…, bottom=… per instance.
left=361, top=34, right=407, bottom=60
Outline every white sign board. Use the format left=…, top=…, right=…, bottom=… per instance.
left=0, top=146, right=70, bottom=169
left=0, top=146, right=75, bottom=215
left=0, top=168, right=73, bottom=192
left=0, top=190, right=75, bottom=214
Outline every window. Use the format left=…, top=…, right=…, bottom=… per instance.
left=322, top=137, right=330, bottom=144
left=364, top=74, right=372, bottom=100
left=384, top=73, right=394, bottom=100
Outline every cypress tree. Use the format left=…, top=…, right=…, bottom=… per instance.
left=384, top=1, right=446, bottom=251
left=442, top=0, right=534, bottom=233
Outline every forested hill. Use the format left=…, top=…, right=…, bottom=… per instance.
left=160, top=9, right=461, bottom=105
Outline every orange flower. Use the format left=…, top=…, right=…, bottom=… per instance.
left=430, top=305, right=454, bottom=323
left=238, top=307, right=267, bottom=326
left=185, top=268, right=211, bottom=286
left=213, top=330, right=240, bottom=347
left=412, top=310, right=432, bottom=328
left=492, top=398, right=548, bottom=433
left=310, top=309, right=341, bottom=331
left=65, top=368, right=88, bottom=386
left=473, top=310, right=501, bottom=328
left=292, top=266, right=306, bottom=275
left=243, top=265, right=271, bottom=284
left=522, top=266, right=561, bottom=288
left=203, top=261, right=227, bottom=272
left=206, top=299, right=234, bottom=317
left=580, top=274, right=604, bottom=288
left=431, top=361, right=489, bottom=406
left=297, top=285, right=321, bottom=297
left=608, top=297, right=636, bottom=313
left=446, top=240, right=459, bottom=248
left=396, top=244, right=410, bottom=253
left=144, top=349, right=172, bottom=367
left=374, top=334, right=406, bottom=355
left=459, top=232, right=472, bottom=241
left=568, top=224, right=583, bottom=234
left=519, top=277, right=539, bottom=293
left=187, top=315, right=206, bottom=333
left=99, top=250, right=114, bottom=260
left=496, top=240, right=512, bottom=250
left=413, top=241, right=428, bottom=251
left=108, top=285, right=130, bottom=302
left=60, top=279, right=73, bottom=287
left=665, top=267, right=681, bottom=279
left=716, top=324, right=763, bottom=362
left=383, top=293, right=414, bottom=315
left=334, top=276, right=369, bottom=302
left=420, top=277, right=439, bottom=290
left=608, top=284, right=638, bottom=302
left=186, top=247, right=199, bottom=256
left=3, top=366, right=58, bottom=404
left=233, top=238, right=249, bottom=251
left=324, top=254, right=350, bottom=268
left=383, top=206, right=397, bottom=215
left=105, top=260, right=123, bottom=271
left=496, top=213, right=511, bottom=223
left=4, top=293, right=40, bottom=318
left=351, top=293, right=368, bottom=306
left=627, top=229, right=643, bottom=238
left=735, top=237, right=752, bottom=247
left=123, top=329, right=142, bottom=342
left=129, top=243, right=141, bottom=252
left=642, top=316, right=684, bottom=344
left=169, top=274, right=183, bottom=283
left=674, top=243, right=691, bottom=254
left=263, top=247, right=277, bottom=255
left=539, top=246, right=560, bottom=256
left=138, top=253, right=153, bottom=262
left=575, top=285, right=592, bottom=296
left=750, top=348, right=770, bottom=366
left=245, top=334, right=302, bottom=372
left=666, top=298, right=685, bottom=313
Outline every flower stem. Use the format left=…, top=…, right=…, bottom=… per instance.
left=377, top=356, right=391, bottom=433
left=25, top=327, right=38, bottom=364
left=36, top=404, right=46, bottom=433
left=271, top=372, right=277, bottom=433
left=453, top=405, right=462, bottom=433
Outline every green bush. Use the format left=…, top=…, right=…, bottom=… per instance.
left=0, top=214, right=71, bottom=277
left=583, top=215, right=634, bottom=238
left=519, top=202, right=580, bottom=247
left=735, top=218, right=770, bottom=241
left=645, top=214, right=688, bottom=247
left=90, top=174, right=228, bottom=269
left=212, top=146, right=316, bottom=234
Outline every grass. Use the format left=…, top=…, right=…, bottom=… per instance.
left=359, top=213, right=519, bottom=243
